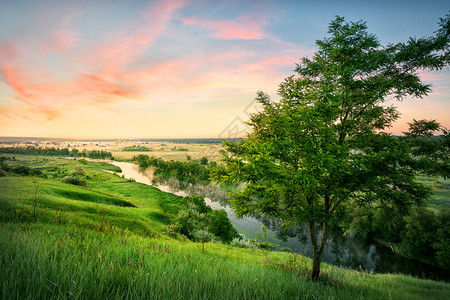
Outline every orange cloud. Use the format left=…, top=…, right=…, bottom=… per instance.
left=78, top=73, right=140, bottom=102
left=184, top=15, right=266, bottom=40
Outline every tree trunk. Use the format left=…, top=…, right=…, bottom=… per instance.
left=309, top=221, right=329, bottom=281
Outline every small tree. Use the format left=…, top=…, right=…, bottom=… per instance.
left=254, top=225, right=275, bottom=250
left=213, top=15, right=449, bottom=280
left=200, top=157, right=208, bottom=166
left=71, top=166, right=86, bottom=177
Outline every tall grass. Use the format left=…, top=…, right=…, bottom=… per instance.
left=1, top=223, right=449, bottom=299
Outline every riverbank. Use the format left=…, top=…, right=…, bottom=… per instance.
left=1, top=155, right=449, bottom=298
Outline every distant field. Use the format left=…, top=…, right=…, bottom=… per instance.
left=418, top=176, right=450, bottom=209
left=0, top=138, right=224, bottom=162
left=112, top=145, right=223, bottom=162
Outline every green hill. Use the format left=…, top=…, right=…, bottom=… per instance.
left=0, top=155, right=449, bottom=299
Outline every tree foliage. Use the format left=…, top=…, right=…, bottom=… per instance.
left=212, top=15, right=449, bottom=280
left=173, top=196, right=239, bottom=243
left=133, top=155, right=214, bottom=184
left=0, top=146, right=113, bottom=159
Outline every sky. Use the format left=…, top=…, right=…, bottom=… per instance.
left=0, top=0, right=449, bottom=139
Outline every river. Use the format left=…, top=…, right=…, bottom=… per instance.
left=109, top=161, right=449, bottom=282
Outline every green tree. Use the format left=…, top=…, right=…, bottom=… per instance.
left=212, top=16, right=449, bottom=280
left=200, top=157, right=208, bottom=165
left=207, top=209, right=239, bottom=242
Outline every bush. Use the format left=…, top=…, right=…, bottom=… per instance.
left=134, top=155, right=211, bottom=184
left=200, top=157, right=208, bottom=165
left=61, top=176, right=87, bottom=187
left=230, top=235, right=257, bottom=249
left=160, top=222, right=182, bottom=236
left=191, top=229, right=217, bottom=243
left=343, top=207, right=372, bottom=239
left=207, top=209, right=239, bottom=242
left=399, top=208, right=450, bottom=268
left=399, top=208, right=437, bottom=258
left=71, top=166, right=86, bottom=177
left=174, top=196, right=239, bottom=244
left=434, top=209, right=450, bottom=268
left=183, top=195, right=212, bottom=214
left=254, top=225, right=275, bottom=250
left=2, top=164, right=46, bottom=178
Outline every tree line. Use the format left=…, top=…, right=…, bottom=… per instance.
left=0, top=146, right=113, bottom=159
left=132, top=154, right=215, bottom=184
left=0, top=156, right=46, bottom=178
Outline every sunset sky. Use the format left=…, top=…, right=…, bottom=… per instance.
left=0, top=0, right=449, bottom=139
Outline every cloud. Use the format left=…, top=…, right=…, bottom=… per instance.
left=45, top=30, right=80, bottom=53
left=184, top=15, right=267, bottom=40
left=77, top=73, right=140, bottom=102
left=3, top=65, right=31, bottom=100
left=0, top=42, right=19, bottom=61
left=0, top=0, right=315, bottom=137
left=0, top=0, right=186, bottom=122
left=93, top=0, right=185, bottom=73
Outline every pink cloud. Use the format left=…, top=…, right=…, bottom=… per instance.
left=0, top=0, right=308, bottom=127
left=77, top=73, right=140, bottom=101
left=3, top=66, right=31, bottom=100
left=93, top=0, right=185, bottom=74
left=0, top=0, right=186, bottom=122
left=418, top=71, right=446, bottom=82
left=45, top=30, right=79, bottom=53
left=184, top=15, right=266, bottom=40
left=0, top=42, right=19, bottom=61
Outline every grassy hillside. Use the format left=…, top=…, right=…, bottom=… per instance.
left=0, top=155, right=449, bottom=299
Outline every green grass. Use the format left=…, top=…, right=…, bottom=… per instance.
left=1, top=222, right=449, bottom=299
left=0, top=155, right=449, bottom=299
left=417, top=176, right=450, bottom=209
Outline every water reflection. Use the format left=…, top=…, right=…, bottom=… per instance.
left=109, top=161, right=449, bottom=282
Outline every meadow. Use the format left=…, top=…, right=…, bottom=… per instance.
left=0, top=155, right=449, bottom=299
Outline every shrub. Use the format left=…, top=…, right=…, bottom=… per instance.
left=61, top=176, right=87, bottom=187
left=230, top=235, right=257, bottom=249
left=399, top=207, right=450, bottom=268
left=191, top=229, right=217, bottom=243
left=71, top=166, right=86, bottom=177
left=280, top=247, right=292, bottom=253
left=183, top=195, right=212, bottom=214
left=254, top=225, right=275, bottom=250
left=200, top=157, right=208, bottom=165
left=174, top=196, right=239, bottom=244
left=207, top=209, right=239, bottom=242
left=160, top=222, right=182, bottom=236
